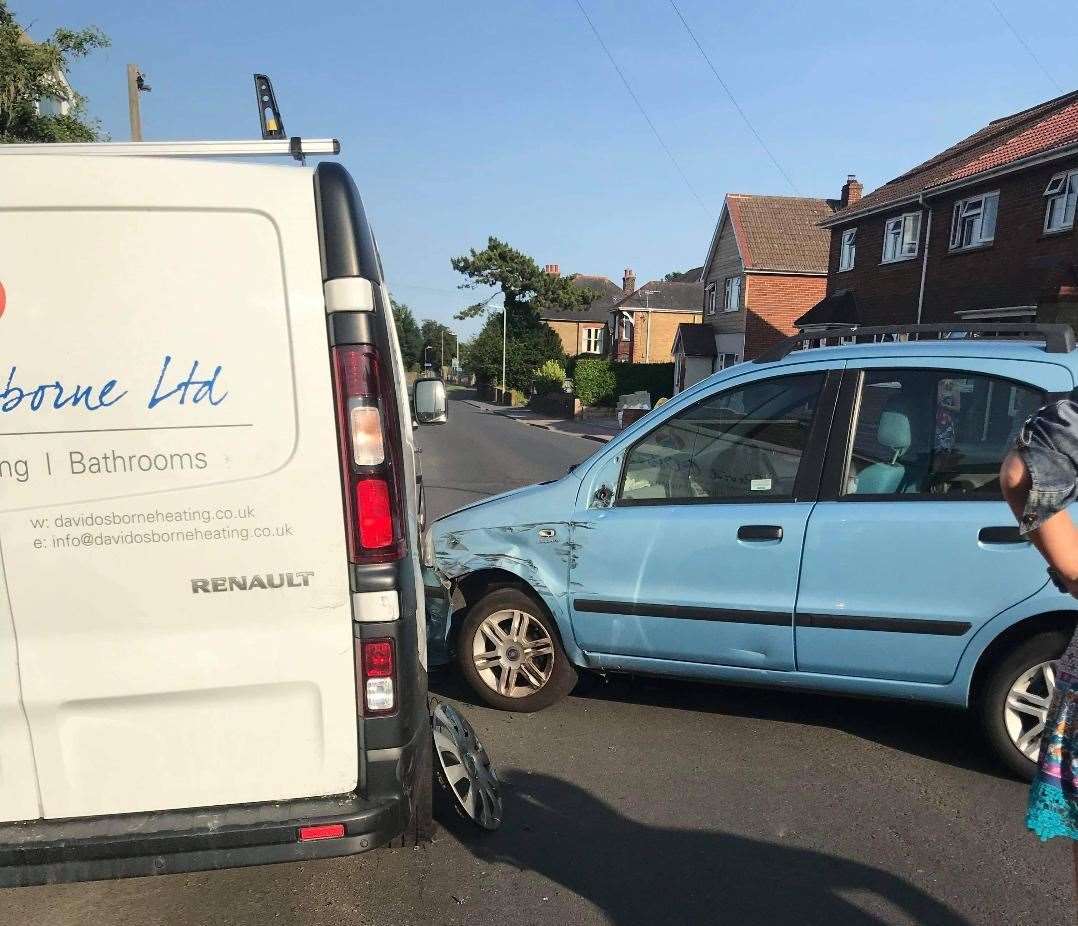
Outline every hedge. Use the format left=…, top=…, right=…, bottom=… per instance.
left=573, top=359, right=674, bottom=407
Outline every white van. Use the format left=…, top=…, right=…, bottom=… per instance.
left=0, top=139, right=445, bottom=885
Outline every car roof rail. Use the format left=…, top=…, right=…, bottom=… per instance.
left=754, top=323, right=1077, bottom=364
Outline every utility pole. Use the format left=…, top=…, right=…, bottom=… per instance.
left=440, top=329, right=445, bottom=377
left=126, top=65, right=151, bottom=141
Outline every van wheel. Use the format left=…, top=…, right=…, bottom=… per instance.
left=457, top=587, right=576, bottom=712
left=979, top=630, right=1068, bottom=781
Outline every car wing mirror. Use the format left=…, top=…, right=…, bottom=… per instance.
left=414, top=377, right=449, bottom=425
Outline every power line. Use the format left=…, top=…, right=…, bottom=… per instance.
left=987, top=0, right=1062, bottom=93
left=574, top=0, right=710, bottom=215
left=667, top=0, right=798, bottom=194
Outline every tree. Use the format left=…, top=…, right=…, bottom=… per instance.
left=451, top=237, right=589, bottom=390
left=420, top=319, right=457, bottom=371
left=0, top=3, right=110, bottom=143
left=391, top=297, right=423, bottom=370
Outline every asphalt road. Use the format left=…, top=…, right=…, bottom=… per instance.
left=0, top=388, right=1071, bottom=925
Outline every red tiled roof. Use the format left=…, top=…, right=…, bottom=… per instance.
left=726, top=195, right=838, bottom=273
left=827, top=91, right=1078, bottom=224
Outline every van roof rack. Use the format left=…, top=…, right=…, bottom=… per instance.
left=0, top=138, right=340, bottom=159
left=754, top=322, right=1076, bottom=364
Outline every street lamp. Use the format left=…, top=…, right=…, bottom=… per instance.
left=501, top=306, right=507, bottom=400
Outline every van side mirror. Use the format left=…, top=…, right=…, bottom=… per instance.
left=414, top=378, right=449, bottom=425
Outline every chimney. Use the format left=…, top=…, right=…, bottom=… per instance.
left=544, top=263, right=560, bottom=276
left=623, top=268, right=636, bottom=293
left=840, top=174, right=863, bottom=208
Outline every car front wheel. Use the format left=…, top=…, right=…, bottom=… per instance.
left=457, top=587, right=577, bottom=712
left=980, top=630, right=1069, bottom=781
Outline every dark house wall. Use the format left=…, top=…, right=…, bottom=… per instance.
left=825, top=155, right=1078, bottom=326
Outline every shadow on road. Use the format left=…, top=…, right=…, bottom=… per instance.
left=429, top=668, right=1007, bottom=781
left=443, top=769, right=970, bottom=926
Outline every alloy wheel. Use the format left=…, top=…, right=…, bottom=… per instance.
left=1004, top=659, right=1057, bottom=762
left=472, top=608, right=555, bottom=698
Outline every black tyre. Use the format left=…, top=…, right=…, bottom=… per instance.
left=979, top=630, right=1068, bottom=781
left=456, top=587, right=577, bottom=712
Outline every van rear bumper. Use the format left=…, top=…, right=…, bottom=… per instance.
left=0, top=790, right=402, bottom=888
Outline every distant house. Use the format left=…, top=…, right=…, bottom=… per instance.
left=611, top=274, right=704, bottom=363
left=811, top=91, right=1078, bottom=333
left=539, top=264, right=626, bottom=358
left=674, top=193, right=838, bottom=391
left=18, top=29, right=72, bottom=117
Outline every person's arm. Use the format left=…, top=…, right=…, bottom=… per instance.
left=1001, top=450, right=1078, bottom=595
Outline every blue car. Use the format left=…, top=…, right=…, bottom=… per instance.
left=429, top=324, right=1078, bottom=778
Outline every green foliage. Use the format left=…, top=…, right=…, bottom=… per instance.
left=534, top=359, right=566, bottom=395
left=463, top=313, right=565, bottom=392
left=574, top=358, right=618, bottom=407
left=452, top=236, right=580, bottom=391
left=571, top=360, right=675, bottom=407
left=0, top=3, right=110, bottom=143
left=451, top=237, right=596, bottom=323
left=390, top=298, right=423, bottom=370
left=419, top=318, right=457, bottom=370
left=612, top=363, right=675, bottom=402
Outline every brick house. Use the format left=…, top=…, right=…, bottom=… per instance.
left=674, top=193, right=837, bottom=392
left=611, top=275, right=704, bottom=363
left=539, top=265, right=625, bottom=359
left=808, top=91, right=1078, bottom=333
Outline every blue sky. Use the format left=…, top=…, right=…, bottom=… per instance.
left=22, top=0, right=1078, bottom=338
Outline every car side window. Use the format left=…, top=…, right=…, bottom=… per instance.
left=619, top=373, right=825, bottom=504
left=844, top=369, right=1043, bottom=498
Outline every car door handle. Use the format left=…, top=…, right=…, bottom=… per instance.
left=738, top=525, right=783, bottom=542
left=978, top=526, right=1027, bottom=545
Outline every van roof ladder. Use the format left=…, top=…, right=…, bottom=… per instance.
left=0, top=138, right=340, bottom=158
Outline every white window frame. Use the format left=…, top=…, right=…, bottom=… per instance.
left=582, top=326, right=603, bottom=354
left=704, top=283, right=717, bottom=315
left=949, top=191, right=999, bottom=251
left=838, top=228, right=856, bottom=272
left=881, top=211, right=922, bottom=263
left=1044, top=170, right=1078, bottom=234
left=723, top=275, right=742, bottom=312
left=618, top=312, right=633, bottom=340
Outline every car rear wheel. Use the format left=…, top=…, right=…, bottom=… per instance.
left=457, top=587, right=577, bottom=712
left=980, top=630, right=1069, bottom=781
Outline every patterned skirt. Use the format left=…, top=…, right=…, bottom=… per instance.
left=1028, top=668, right=1078, bottom=841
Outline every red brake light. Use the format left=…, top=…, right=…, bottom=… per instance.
left=355, top=478, right=394, bottom=549
left=330, top=344, right=405, bottom=564
left=361, top=638, right=396, bottom=715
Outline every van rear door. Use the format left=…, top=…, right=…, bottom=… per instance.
left=0, top=155, right=358, bottom=820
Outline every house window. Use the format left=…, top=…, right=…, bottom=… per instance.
left=723, top=276, right=742, bottom=312
left=881, top=212, right=921, bottom=263
left=838, top=228, right=856, bottom=272
left=619, top=313, right=633, bottom=340
left=717, top=352, right=739, bottom=370
left=949, top=191, right=998, bottom=250
left=705, top=283, right=717, bottom=315
left=1044, top=170, right=1078, bottom=233
left=583, top=327, right=603, bottom=354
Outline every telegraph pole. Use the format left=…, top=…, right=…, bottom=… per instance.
left=126, top=65, right=151, bottom=141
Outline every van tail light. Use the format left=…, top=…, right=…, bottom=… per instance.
left=331, top=345, right=405, bottom=564
left=360, top=638, right=396, bottom=715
